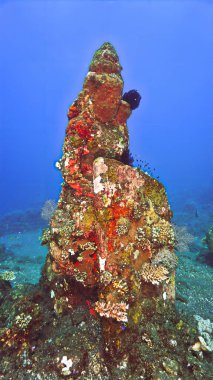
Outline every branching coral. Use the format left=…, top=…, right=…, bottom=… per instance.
left=112, top=279, right=128, bottom=295
left=95, top=301, right=129, bottom=322
left=172, top=224, right=194, bottom=252
left=140, top=263, right=169, bottom=285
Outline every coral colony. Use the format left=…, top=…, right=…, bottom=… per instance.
left=41, top=42, right=176, bottom=354
left=1, top=43, right=212, bottom=379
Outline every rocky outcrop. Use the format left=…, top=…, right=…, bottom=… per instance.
left=41, top=42, right=176, bottom=362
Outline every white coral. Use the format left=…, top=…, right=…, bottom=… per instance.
left=93, top=175, right=104, bottom=194
left=61, top=356, right=73, bottom=373
left=93, top=157, right=108, bottom=178
left=95, top=301, right=129, bottom=322
left=99, top=257, right=106, bottom=271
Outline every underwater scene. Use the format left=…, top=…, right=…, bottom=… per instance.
left=0, top=1, right=212, bottom=379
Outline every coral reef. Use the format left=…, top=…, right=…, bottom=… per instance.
left=0, top=282, right=212, bottom=379
left=0, top=43, right=212, bottom=379
left=39, top=43, right=176, bottom=361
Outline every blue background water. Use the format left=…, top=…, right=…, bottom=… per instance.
left=0, top=0, right=212, bottom=215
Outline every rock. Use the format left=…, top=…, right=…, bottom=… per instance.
left=40, top=42, right=176, bottom=364
left=194, top=315, right=213, bottom=352
left=0, top=279, right=12, bottom=305
left=198, top=334, right=213, bottom=352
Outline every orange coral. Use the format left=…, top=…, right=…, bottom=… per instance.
left=67, top=105, right=79, bottom=119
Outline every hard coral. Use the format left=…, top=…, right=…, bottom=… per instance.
left=151, top=248, right=178, bottom=272
left=95, top=300, right=129, bottom=322
left=140, top=263, right=169, bottom=285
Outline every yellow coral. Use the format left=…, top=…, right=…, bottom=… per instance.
left=140, top=263, right=169, bottom=285
left=112, top=279, right=128, bottom=295
left=152, top=219, right=175, bottom=246
left=145, top=206, right=159, bottom=226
